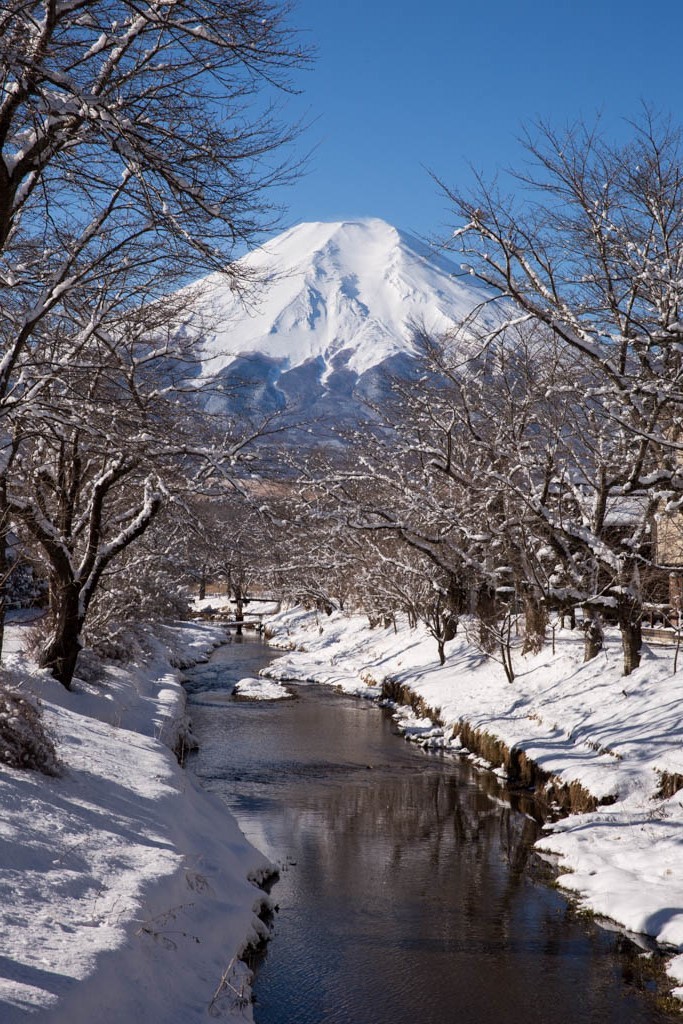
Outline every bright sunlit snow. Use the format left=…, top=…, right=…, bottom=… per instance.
left=234, top=676, right=291, bottom=700
left=0, top=619, right=273, bottom=1023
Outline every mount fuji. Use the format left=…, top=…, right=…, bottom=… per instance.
left=188, top=218, right=489, bottom=433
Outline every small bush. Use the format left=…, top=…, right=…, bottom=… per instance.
left=0, top=680, right=60, bottom=775
left=22, top=615, right=50, bottom=658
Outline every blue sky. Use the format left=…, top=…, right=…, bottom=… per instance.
left=278, top=0, right=683, bottom=241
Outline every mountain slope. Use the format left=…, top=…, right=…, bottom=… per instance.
left=187, top=218, right=489, bottom=428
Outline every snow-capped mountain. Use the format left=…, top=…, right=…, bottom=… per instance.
left=188, top=217, right=488, bottom=432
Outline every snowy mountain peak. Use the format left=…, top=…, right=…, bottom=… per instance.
left=190, top=218, right=487, bottom=426
left=197, top=218, right=483, bottom=371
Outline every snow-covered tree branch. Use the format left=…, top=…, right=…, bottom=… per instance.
left=0, top=0, right=309, bottom=685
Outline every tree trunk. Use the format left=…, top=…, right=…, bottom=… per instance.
left=0, top=481, right=10, bottom=662
left=0, top=577, right=6, bottom=665
left=446, top=574, right=467, bottom=617
left=521, top=591, right=547, bottom=654
left=582, top=605, right=603, bottom=662
left=443, top=612, right=458, bottom=642
left=617, top=597, right=642, bottom=676
left=431, top=599, right=457, bottom=666
left=560, top=606, right=576, bottom=630
left=500, top=640, right=515, bottom=683
left=499, top=609, right=515, bottom=683
left=476, top=585, right=498, bottom=653
left=38, top=580, right=82, bottom=688
left=234, top=586, right=244, bottom=636
left=0, top=530, right=8, bottom=663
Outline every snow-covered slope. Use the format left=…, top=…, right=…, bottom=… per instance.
left=187, top=218, right=488, bottom=427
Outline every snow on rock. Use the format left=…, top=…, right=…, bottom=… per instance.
left=263, top=605, right=683, bottom=995
left=0, top=620, right=273, bottom=1023
left=234, top=676, right=291, bottom=700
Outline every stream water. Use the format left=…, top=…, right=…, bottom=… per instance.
left=185, top=636, right=678, bottom=1024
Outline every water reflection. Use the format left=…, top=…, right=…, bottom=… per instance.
left=186, top=640, right=677, bottom=1024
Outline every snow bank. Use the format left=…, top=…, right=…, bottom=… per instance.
left=263, top=606, right=683, bottom=997
left=0, top=619, right=274, bottom=1022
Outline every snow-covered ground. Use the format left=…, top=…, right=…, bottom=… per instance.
left=262, top=605, right=683, bottom=998
left=0, top=617, right=274, bottom=1023
left=4, top=602, right=683, bottom=1017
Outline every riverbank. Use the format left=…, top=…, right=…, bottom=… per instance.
left=262, top=605, right=683, bottom=1001
left=0, top=618, right=274, bottom=1022
left=3, top=605, right=683, bottom=1017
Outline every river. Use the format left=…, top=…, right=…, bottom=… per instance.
left=184, top=635, right=678, bottom=1024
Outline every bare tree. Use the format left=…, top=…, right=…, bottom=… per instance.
left=437, top=112, right=683, bottom=674
left=413, top=323, right=664, bottom=673
left=0, top=0, right=309, bottom=683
